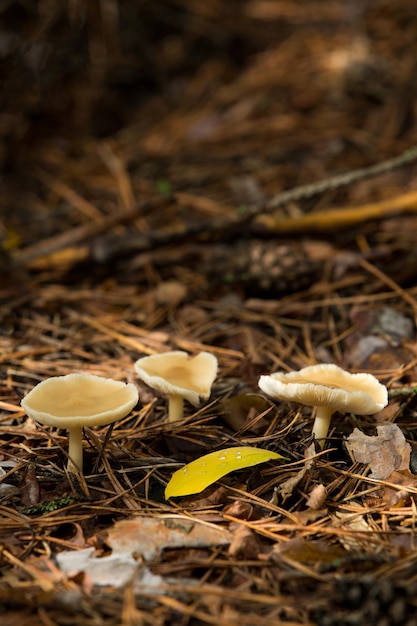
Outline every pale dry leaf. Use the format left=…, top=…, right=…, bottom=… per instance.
left=56, top=547, right=164, bottom=589
left=56, top=546, right=132, bottom=585
left=106, top=516, right=232, bottom=560
left=346, top=424, right=411, bottom=479
left=56, top=516, right=232, bottom=589
left=0, top=482, right=17, bottom=497
left=306, top=484, right=327, bottom=510
left=333, top=510, right=380, bottom=552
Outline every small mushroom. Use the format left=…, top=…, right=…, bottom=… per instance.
left=258, top=363, right=387, bottom=447
left=21, top=373, right=139, bottom=472
left=134, top=350, right=218, bottom=422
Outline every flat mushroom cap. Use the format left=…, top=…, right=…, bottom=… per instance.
left=21, top=373, right=139, bottom=428
left=258, top=363, right=387, bottom=415
left=134, top=350, right=218, bottom=407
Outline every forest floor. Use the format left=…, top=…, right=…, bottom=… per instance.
left=2, top=1, right=417, bottom=624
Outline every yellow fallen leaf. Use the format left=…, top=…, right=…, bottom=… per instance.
left=165, top=446, right=285, bottom=498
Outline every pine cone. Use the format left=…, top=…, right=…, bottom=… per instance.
left=207, top=240, right=321, bottom=296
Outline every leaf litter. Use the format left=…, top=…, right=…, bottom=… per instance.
left=56, top=516, right=232, bottom=589
left=347, top=424, right=411, bottom=480
left=2, top=1, right=417, bottom=625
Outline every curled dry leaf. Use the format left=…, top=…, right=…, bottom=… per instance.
left=279, top=442, right=315, bottom=501
left=228, top=524, right=261, bottom=559
left=20, top=464, right=40, bottom=507
left=56, top=547, right=165, bottom=589
left=346, top=424, right=411, bottom=479
left=306, top=484, right=327, bottom=510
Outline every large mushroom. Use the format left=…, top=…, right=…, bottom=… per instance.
left=134, top=350, right=218, bottom=422
left=21, top=373, right=139, bottom=472
left=258, top=363, right=387, bottom=447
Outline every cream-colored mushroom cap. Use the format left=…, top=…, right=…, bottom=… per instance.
left=134, top=350, right=218, bottom=407
left=258, top=363, right=387, bottom=414
left=21, top=373, right=139, bottom=427
left=259, top=363, right=388, bottom=447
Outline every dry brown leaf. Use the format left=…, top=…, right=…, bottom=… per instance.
left=228, top=524, right=261, bottom=559
left=19, top=464, right=40, bottom=507
left=279, top=442, right=315, bottom=501
left=374, top=400, right=401, bottom=424
left=223, top=499, right=255, bottom=520
left=106, top=516, right=232, bottom=561
left=56, top=516, right=233, bottom=589
left=382, top=469, right=417, bottom=508
left=274, top=537, right=345, bottom=564
left=346, top=424, right=411, bottom=479
left=293, top=508, right=328, bottom=524
left=306, top=484, right=327, bottom=510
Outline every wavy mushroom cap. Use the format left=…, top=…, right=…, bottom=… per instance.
left=21, top=373, right=139, bottom=428
left=134, top=350, right=218, bottom=407
left=258, top=363, right=387, bottom=415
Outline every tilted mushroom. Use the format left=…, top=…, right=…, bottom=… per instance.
left=258, top=363, right=387, bottom=447
left=134, top=350, right=218, bottom=422
left=21, top=373, right=139, bottom=472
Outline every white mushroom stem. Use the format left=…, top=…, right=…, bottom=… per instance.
left=67, top=425, right=84, bottom=472
left=168, top=394, right=184, bottom=422
left=312, top=406, right=334, bottom=448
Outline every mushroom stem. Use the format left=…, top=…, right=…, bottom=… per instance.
left=67, top=425, right=84, bottom=472
left=312, top=406, right=334, bottom=448
left=168, top=394, right=184, bottom=422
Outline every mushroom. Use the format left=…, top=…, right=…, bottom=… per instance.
left=21, top=373, right=139, bottom=472
left=258, top=363, right=388, bottom=447
left=134, top=350, right=218, bottom=422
